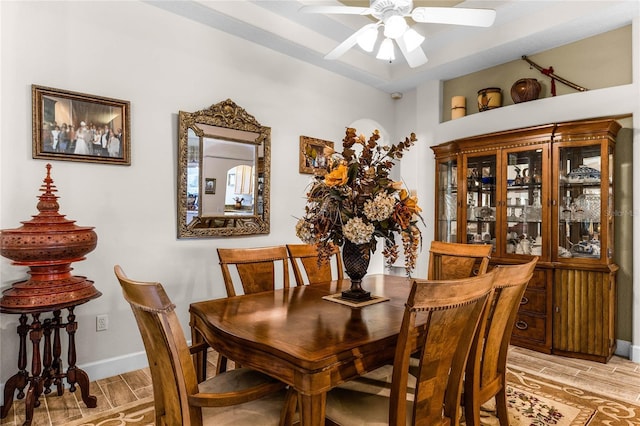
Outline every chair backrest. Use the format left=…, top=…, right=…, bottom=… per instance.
left=388, top=270, right=496, bottom=426
left=427, top=241, right=492, bottom=280
left=465, top=258, right=537, bottom=404
left=114, top=265, right=202, bottom=426
left=217, top=246, right=290, bottom=297
left=286, top=243, right=344, bottom=285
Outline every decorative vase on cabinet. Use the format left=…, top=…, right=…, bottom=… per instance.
left=431, top=117, right=621, bottom=362
left=510, top=78, right=541, bottom=103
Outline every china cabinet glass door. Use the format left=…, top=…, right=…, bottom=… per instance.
left=555, top=142, right=610, bottom=262
left=464, top=153, right=497, bottom=254
left=502, top=146, right=547, bottom=259
left=436, top=157, right=458, bottom=243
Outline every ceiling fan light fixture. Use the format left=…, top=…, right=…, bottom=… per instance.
left=376, top=37, right=395, bottom=61
left=402, top=27, right=425, bottom=52
left=383, top=15, right=408, bottom=39
left=356, top=25, right=379, bottom=52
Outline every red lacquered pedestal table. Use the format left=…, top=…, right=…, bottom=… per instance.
left=0, top=164, right=101, bottom=425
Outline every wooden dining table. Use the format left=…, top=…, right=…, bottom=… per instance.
left=189, top=274, right=413, bottom=426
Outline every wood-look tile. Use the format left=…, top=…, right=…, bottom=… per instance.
left=507, top=346, right=640, bottom=405
left=576, top=369, right=640, bottom=402
left=120, top=369, right=151, bottom=392
left=132, top=385, right=154, bottom=400
left=13, top=398, right=51, bottom=426
left=73, top=383, right=112, bottom=420
left=95, top=377, right=138, bottom=409
left=0, top=405, right=17, bottom=426
left=533, top=368, right=640, bottom=405
left=44, top=390, right=81, bottom=425
left=608, top=357, right=640, bottom=374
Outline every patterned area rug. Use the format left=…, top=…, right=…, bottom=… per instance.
left=66, top=369, right=640, bottom=426
left=467, top=368, right=640, bottom=426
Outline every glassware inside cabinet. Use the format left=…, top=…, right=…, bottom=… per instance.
left=505, top=149, right=543, bottom=256
left=465, top=155, right=496, bottom=252
left=557, top=145, right=602, bottom=259
left=437, top=160, right=457, bottom=242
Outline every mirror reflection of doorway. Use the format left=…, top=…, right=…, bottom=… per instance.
left=200, top=136, right=256, bottom=216
left=225, top=165, right=254, bottom=213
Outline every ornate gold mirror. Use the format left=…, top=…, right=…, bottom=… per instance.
left=177, top=99, right=270, bottom=238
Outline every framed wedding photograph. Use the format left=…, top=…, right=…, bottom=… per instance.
left=299, top=136, right=334, bottom=175
left=32, top=85, right=131, bottom=165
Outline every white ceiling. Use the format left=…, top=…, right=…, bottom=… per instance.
left=148, top=0, right=638, bottom=94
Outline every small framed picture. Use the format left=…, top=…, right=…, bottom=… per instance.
left=32, top=85, right=131, bottom=165
left=205, top=178, right=216, bottom=194
left=299, top=136, right=334, bottom=175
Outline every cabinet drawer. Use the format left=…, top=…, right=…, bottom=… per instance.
left=518, top=289, right=547, bottom=314
left=511, top=313, right=547, bottom=343
left=527, top=269, right=549, bottom=290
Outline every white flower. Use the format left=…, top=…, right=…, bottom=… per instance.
left=295, top=218, right=315, bottom=244
left=343, top=217, right=375, bottom=245
left=364, top=192, right=396, bottom=222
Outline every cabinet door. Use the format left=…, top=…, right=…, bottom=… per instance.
left=553, top=141, right=612, bottom=264
left=463, top=152, right=498, bottom=255
left=502, top=145, right=549, bottom=259
left=435, top=157, right=459, bottom=242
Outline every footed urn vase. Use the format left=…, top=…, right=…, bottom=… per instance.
left=341, top=240, right=372, bottom=301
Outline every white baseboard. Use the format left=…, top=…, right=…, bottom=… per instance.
left=614, top=339, right=640, bottom=364
left=78, top=350, right=150, bottom=382
left=615, top=339, right=632, bottom=358
left=626, top=341, right=640, bottom=363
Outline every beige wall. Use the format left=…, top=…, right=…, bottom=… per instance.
left=442, top=25, right=632, bottom=121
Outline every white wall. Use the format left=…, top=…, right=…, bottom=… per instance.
left=0, top=1, right=398, bottom=385
left=1, top=2, right=639, bottom=395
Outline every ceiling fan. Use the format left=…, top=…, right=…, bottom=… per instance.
left=300, top=0, right=496, bottom=68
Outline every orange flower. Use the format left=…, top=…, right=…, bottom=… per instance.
left=324, top=163, right=349, bottom=187
left=399, top=189, right=422, bottom=214
left=393, top=190, right=422, bottom=229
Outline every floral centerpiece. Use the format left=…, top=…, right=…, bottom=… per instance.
left=295, top=128, right=423, bottom=300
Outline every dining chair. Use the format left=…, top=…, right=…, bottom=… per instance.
left=218, top=245, right=291, bottom=297
left=212, top=245, right=291, bottom=374
left=427, top=240, right=492, bottom=280
left=325, top=270, right=496, bottom=426
left=286, top=243, right=344, bottom=285
left=114, top=265, right=297, bottom=426
left=463, top=258, right=537, bottom=426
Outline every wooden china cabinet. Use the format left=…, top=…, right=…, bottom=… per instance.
left=431, top=117, right=621, bottom=362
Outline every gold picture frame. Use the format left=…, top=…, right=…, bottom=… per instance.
left=32, top=85, right=131, bottom=165
left=299, top=136, right=334, bottom=175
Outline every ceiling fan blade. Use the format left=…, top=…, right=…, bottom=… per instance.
left=299, top=5, right=372, bottom=15
left=325, top=23, right=378, bottom=60
left=396, top=34, right=428, bottom=68
left=411, top=7, right=496, bottom=27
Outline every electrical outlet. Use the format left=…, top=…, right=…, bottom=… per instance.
left=96, top=314, right=109, bottom=332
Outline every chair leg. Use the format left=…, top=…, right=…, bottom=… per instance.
left=495, top=387, right=509, bottom=426
left=216, top=353, right=228, bottom=375
left=279, top=387, right=299, bottom=426
left=463, top=388, right=482, bottom=426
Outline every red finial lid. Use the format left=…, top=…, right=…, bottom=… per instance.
left=0, top=164, right=101, bottom=313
